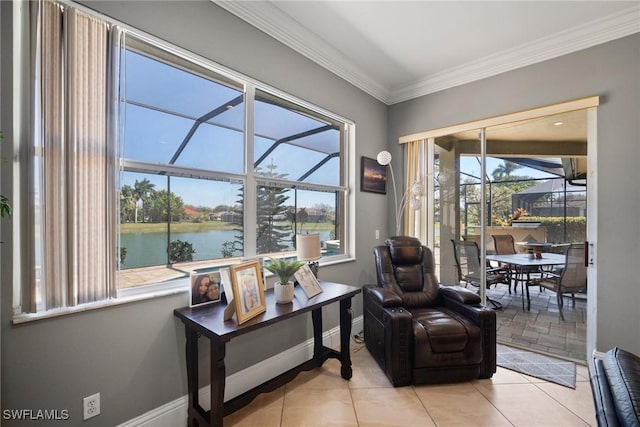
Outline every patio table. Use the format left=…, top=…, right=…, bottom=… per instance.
left=486, top=253, right=565, bottom=311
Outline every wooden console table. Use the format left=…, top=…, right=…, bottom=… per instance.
left=174, top=281, right=361, bottom=427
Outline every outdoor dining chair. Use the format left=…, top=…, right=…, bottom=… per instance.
left=492, top=234, right=542, bottom=294
left=531, top=243, right=587, bottom=321
left=451, top=239, right=509, bottom=309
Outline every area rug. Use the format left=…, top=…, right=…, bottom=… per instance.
left=497, top=344, right=576, bottom=389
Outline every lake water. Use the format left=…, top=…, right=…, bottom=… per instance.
left=120, top=230, right=334, bottom=269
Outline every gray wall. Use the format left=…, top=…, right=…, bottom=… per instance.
left=0, top=1, right=385, bottom=425
left=389, top=33, right=640, bottom=355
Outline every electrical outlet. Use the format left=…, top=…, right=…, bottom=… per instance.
left=83, top=393, right=100, bottom=420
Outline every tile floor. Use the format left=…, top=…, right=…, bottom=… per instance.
left=488, top=283, right=587, bottom=362
left=224, top=341, right=596, bottom=426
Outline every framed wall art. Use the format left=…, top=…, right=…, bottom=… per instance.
left=360, top=156, right=387, bottom=194
left=230, top=260, right=266, bottom=324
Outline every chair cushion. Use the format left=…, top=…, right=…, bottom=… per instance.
left=394, top=264, right=424, bottom=293
left=410, top=307, right=482, bottom=368
left=386, top=236, right=423, bottom=266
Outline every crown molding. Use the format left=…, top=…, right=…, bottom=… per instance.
left=213, top=0, right=390, bottom=103
left=388, top=4, right=640, bottom=104
left=215, top=1, right=640, bottom=105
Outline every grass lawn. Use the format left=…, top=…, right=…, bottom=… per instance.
left=120, top=221, right=235, bottom=234
left=120, top=221, right=334, bottom=234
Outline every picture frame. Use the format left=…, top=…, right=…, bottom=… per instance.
left=361, top=156, right=387, bottom=194
left=190, top=271, right=222, bottom=307
left=294, top=263, right=323, bottom=299
left=230, top=260, right=267, bottom=324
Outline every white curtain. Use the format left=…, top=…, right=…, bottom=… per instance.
left=31, top=0, right=117, bottom=311
left=403, top=139, right=427, bottom=239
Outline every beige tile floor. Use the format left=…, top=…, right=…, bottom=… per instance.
left=224, top=342, right=596, bottom=426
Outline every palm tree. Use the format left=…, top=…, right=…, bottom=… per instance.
left=491, top=160, right=522, bottom=181
left=120, top=184, right=136, bottom=222
left=133, top=178, right=155, bottom=223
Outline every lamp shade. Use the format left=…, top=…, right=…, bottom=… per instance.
left=376, top=150, right=392, bottom=166
left=296, top=234, right=321, bottom=261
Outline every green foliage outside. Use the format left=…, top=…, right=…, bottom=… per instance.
left=526, top=216, right=586, bottom=244
left=168, top=239, right=195, bottom=263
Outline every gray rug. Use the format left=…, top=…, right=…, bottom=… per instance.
left=497, top=344, right=576, bottom=389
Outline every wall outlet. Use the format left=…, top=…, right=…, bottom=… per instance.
left=83, top=393, right=101, bottom=420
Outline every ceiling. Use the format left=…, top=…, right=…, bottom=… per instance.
left=215, top=1, right=640, bottom=105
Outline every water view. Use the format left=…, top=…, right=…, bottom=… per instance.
left=120, top=229, right=335, bottom=269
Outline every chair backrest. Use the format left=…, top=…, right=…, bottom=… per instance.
left=560, top=243, right=587, bottom=293
left=451, top=239, right=483, bottom=284
left=373, top=236, right=440, bottom=308
left=492, top=234, right=516, bottom=255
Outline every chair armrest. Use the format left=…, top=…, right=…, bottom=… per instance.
left=362, top=284, right=403, bottom=307
left=439, top=284, right=497, bottom=379
left=362, top=284, right=413, bottom=386
left=440, top=285, right=482, bottom=305
left=379, top=306, right=413, bottom=386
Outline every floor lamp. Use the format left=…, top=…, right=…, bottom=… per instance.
left=376, top=150, right=425, bottom=236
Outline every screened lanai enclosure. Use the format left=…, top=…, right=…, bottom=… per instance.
left=422, top=107, right=590, bottom=288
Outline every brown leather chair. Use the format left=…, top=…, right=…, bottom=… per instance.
left=363, top=236, right=496, bottom=386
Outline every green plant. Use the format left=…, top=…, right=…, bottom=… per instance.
left=168, top=239, right=195, bottom=263
left=264, top=258, right=305, bottom=284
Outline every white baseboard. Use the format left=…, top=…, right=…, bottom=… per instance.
left=117, top=316, right=363, bottom=427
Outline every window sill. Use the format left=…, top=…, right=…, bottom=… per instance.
left=12, top=256, right=356, bottom=324
left=12, top=284, right=187, bottom=325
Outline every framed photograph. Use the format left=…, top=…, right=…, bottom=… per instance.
left=294, top=263, right=323, bottom=299
left=230, top=260, right=266, bottom=324
left=190, top=271, right=222, bottom=307
left=361, top=156, right=387, bottom=194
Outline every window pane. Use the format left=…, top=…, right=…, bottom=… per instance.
left=119, top=172, right=244, bottom=271
left=119, top=172, right=169, bottom=269
left=254, top=90, right=341, bottom=186
left=292, top=190, right=340, bottom=257
left=121, top=47, right=244, bottom=174
left=168, top=177, right=244, bottom=261
left=255, top=184, right=339, bottom=257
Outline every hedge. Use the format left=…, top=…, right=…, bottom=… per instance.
left=525, top=216, right=586, bottom=244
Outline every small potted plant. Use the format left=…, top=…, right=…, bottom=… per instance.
left=264, top=258, right=305, bottom=304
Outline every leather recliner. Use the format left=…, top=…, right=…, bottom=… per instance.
left=363, top=236, right=497, bottom=386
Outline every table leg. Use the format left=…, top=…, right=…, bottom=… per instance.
left=519, top=266, right=526, bottom=311
left=185, top=327, right=199, bottom=427
left=311, top=308, right=323, bottom=359
left=339, top=298, right=353, bottom=379
left=209, top=339, right=226, bottom=427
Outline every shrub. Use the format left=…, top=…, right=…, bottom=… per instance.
left=526, top=216, right=586, bottom=243
left=168, top=239, right=195, bottom=263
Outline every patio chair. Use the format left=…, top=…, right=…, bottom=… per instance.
left=451, top=239, right=509, bottom=309
left=531, top=243, right=587, bottom=321
left=492, top=234, right=542, bottom=294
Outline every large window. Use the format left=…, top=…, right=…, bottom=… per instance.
left=19, top=0, right=351, bottom=316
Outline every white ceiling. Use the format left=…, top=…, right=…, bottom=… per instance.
left=215, top=1, right=640, bottom=105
